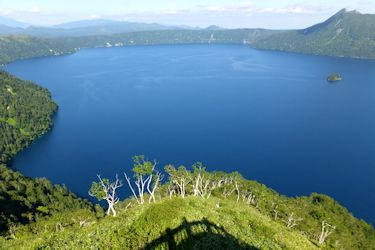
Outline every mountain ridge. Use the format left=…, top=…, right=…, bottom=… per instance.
left=0, top=16, right=30, bottom=28
left=252, top=9, right=375, bottom=58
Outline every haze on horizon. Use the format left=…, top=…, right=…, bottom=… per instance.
left=0, top=0, right=375, bottom=29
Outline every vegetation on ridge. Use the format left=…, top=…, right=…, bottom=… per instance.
left=1, top=9, right=375, bottom=66
left=252, top=9, right=375, bottom=59
left=0, top=164, right=96, bottom=234
left=1, top=156, right=374, bottom=249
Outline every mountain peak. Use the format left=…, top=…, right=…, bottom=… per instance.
left=336, top=8, right=362, bottom=16
left=299, top=8, right=355, bottom=35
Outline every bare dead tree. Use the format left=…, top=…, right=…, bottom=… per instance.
left=234, top=181, right=240, bottom=203
left=9, top=224, right=17, bottom=239
left=147, top=171, right=163, bottom=203
left=191, top=162, right=214, bottom=199
left=271, top=202, right=279, bottom=220
left=319, top=221, right=336, bottom=244
left=192, top=170, right=203, bottom=197
left=168, top=183, right=176, bottom=198
left=72, top=217, right=93, bottom=228
left=242, top=191, right=256, bottom=205
left=192, top=162, right=205, bottom=197
left=124, top=173, right=150, bottom=204
left=124, top=155, right=157, bottom=205
left=89, top=174, right=123, bottom=217
left=165, top=165, right=191, bottom=198
left=200, top=179, right=212, bottom=199
left=283, top=213, right=303, bottom=229
left=124, top=173, right=141, bottom=203
left=55, top=222, right=64, bottom=232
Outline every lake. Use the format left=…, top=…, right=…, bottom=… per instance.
left=5, top=44, right=375, bottom=225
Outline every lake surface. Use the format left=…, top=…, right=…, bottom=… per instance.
left=5, top=45, right=375, bottom=225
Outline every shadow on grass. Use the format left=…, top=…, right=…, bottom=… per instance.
left=145, top=217, right=259, bottom=250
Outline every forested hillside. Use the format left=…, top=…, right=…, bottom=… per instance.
left=1, top=9, right=375, bottom=65
left=1, top=161, right=374, bottom=249
left=0, top=36, right=75, bottom=65
left=0, top=29, right=275, bottom=65
left=0, top=164, right=95, bottom=233
left=0, top=71, right=57, bottom=162
left=252, top=9, right=375, bottom=58
left=0, top=71, right=95, bottom=237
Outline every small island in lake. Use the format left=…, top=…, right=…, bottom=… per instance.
left=327, top=73, right=342, bottom=82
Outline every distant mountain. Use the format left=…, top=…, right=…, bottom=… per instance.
left=0, top=16, right=30, bottom=28
left=0, top=24, right=23, bottom=35
left=0, top=20, right=197, bottom=37
left=252, top=9, right=375, bottom=59
left=53, top=19, right=119, bottom=29
left=205, top=25, right=225, bottom=30
left=53, top=19, right=181, bottom=33
left=51, top=21, right=178, bottom=36
left=1, top=9, right=375, bottom=59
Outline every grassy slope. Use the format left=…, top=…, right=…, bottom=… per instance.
left=1, top=171, right=374, bottom=249
left=0, top=196, right=318, bottom=249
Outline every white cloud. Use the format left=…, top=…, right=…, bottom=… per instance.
left=0, top=9, right=13, bottom=16
left=258, top=5, right=318, bottom=15
left=89, top=14, right=101, bottom=19
left=29, top=6, right=40, bottom=13
left=198, top=1, right=254, bottom=14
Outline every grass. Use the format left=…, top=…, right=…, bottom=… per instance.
left=19, top=128, right=30, bottom=136
left=6, top=118, right=17, bottom=126
left=0, top=197, right=318, bottom=249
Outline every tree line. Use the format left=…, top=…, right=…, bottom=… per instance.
left=90, top=155, right=338, bottom=246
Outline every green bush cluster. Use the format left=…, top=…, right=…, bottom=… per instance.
left=0, top=164, right=96, bottom=233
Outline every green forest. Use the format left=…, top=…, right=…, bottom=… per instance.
left=0, top=71, right=57, bottom=162
left=1, top=9, right=375, bottom=66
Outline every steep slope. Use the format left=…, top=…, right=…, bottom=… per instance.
left=0, top=71, right=95, bottom=234
left=0, top=25, right=23, bottom=36
left=0, top=196, right=319, bottom=249
left=252, top=9, right=375, bottom=58
left=1, top=169, right=375, bottom=249
left=0, top=36, right=75, bottom=64
left=0, top=165, right=95, bottom=232
left=0, top=71, right=57, bottom=162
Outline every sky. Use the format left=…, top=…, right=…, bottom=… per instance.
left=0, top=0, right=374, bottom=29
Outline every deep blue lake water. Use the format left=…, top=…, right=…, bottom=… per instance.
left=5, top=45, right=375, bottom=225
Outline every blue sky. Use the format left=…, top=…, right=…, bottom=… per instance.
left=0, top=0, right=374, bottom=28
